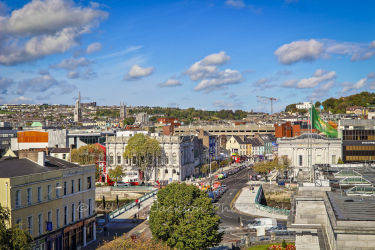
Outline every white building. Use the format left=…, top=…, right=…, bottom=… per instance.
left=105, top=133, right=195, bottom=182
left=277, top=133, right=342, bottom=175
left=296, top=102, right=312, bottom=110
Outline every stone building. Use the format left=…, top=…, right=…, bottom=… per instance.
left=74, top=91, right=82, bottom=122
left=277, top=133, right=342, bottom=175
left=119, top=102, right=127, bottom=119
left=105, top=133, right=195, bottom=182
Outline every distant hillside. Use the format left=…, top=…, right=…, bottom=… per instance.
left=285, top=91, right=375, bottom=114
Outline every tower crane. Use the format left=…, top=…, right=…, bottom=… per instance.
left=256, top=96, right=277, bottom=115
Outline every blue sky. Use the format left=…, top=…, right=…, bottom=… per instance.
left=1, top=0, right=375, bottom=113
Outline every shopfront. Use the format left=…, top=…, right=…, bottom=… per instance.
left=46, top=230, right=63, bottom=250
left=63, top=221, right=83, bottom=250
left=84, top=217, right=96, bottom=245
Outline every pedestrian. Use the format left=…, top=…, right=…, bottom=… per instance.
left=133, top=214, right=136, bottom=223
left=103, top=226, right=107, bottom=237
left=137, top=213, right=139, bottom=221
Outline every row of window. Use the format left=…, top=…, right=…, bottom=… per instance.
left=15, top=177, right=92, bottom=208
left=345, top=156, right=375, bottom=161
left=298, top=155, right=337, bottom=166
left=18, top=199, right=93, bottom=236
left=344, top=145, right=375, bottom=151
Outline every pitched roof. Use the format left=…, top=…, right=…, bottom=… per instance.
left=232, top=135, right=246, bottom=144
left=51, top=148, right=71, bottom=154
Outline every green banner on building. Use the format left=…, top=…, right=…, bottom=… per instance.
left=310, top=105, right=338, bottom=138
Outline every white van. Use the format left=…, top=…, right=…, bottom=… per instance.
left=247, top=218, right=277, bottom=230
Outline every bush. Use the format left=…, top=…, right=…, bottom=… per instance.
left=98, top=234, right=171, bottom=249
left=282, top=240, right=287, bottom=248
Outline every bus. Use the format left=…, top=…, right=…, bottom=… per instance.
left=123, top=171, right=140, bottom=186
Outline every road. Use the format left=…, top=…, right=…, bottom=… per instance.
left=212, top=166, right=287, bottom=245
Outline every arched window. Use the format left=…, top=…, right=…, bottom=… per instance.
left=173, top=169, right=176, bottom=174
left=165, top=169, right=168, bottom=174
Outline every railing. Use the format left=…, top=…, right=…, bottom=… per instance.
left=108, top=189, right=158, bottom=220
left=111, top=186, right=156, bottom=191
left=255, top=185, right=290, bottom=216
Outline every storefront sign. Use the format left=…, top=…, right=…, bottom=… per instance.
left=84, top=217, right=96, bottom=225
left=64, top=221, right=83, bottom=233
left=46, top=222, right=53, bottom=231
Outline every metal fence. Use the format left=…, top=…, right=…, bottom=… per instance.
left=255, top=185, right=290, bottom=216
left=111, top=186, right=156, bottom=191
left=108, top=189, right=158, bottom=220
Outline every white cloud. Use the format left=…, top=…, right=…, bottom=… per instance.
left=97, top=45, right=143, bottom=60
left=296, top=69, right=336, bottom=88
left=0, top=77, right=14, bottom=94
left=9, top=96, right=34, bottom=104
left=308, top=80, right=335, bottom=101
left=158, top=78, right=183, bottom=87
left=370, top=41, right=375, bottom=48
left=0, top=0, right=108, bottom=65
left=281, top=79, right=298, bottom=88
left=50, top=57, right=94, bottom=70
left=193, top=69, right=243, bottom=93
left=124, top=64, right=155, bottom=80
left=339, top=78, right=368, bottom=94
left=274, top=39, right=325, bottom=65
left=16, top=74, right=76, bottom=95
left=185, top=51, right=230, bottom=81
left=225, top=0, right=246, bottom=9
left=368, top=72, right=375, bottom=79
left=86, top=42, right=102, bottom=54
left=67, top=68, right=97, bottom=80
left=213, top=100, right=243, bottom=108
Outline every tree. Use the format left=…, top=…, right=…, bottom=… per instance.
left=99, top=234, right=171, bottom=250
left=220, top=159, right=228, bottom=167
left=315, top=101, right=321, bottom=108
left=285, top=104, right=296, bottom=112
left=337, top=157, right=344, bottom=164
left=108, top=166, right=126, bottom=185
left=123, top=117, right=135, bottom=125
left=71, top=144, right=104, bottom=165
left=0, top=204, right=33, bottom=249
left=123, top=133, right=162, bottom=181
left=253, top=161, right=273, bottom=174
left=149, top=183, right=223, bottom=250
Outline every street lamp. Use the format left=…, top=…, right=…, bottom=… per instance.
left=44, top=186, right=62, bottom=199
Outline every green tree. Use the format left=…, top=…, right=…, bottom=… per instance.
left=0, top=204, right=33, bottom=249
left=71, top=144, right=104, bottom=164
left=108, top=166, right=126, bottom=185
left=123, top=133, right=162, bottom=181
left=220, top=159, right=228, bottom=167
left=337, top=157, right=344, bottom=164
left=149, top=183, right=223, bottom=250
left=315, top=101, right=321, bottom=108
left=123, top=117, right=135, bottom=125
left=285, top=104, right=296, bottom=112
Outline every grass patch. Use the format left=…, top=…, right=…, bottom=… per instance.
left=247, top=242, right=295, bottom=250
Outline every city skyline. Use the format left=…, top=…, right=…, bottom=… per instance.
left=1, top=0, right=375, bottom=113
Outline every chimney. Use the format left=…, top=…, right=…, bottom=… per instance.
left=45, top=146, right=49, bottom=156
left=38, top=151, right=45, bottom=166
left=54, top=144, right=58, bottom=148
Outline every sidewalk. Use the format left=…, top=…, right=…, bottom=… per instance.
left=234, top=185, right=288, bottom=220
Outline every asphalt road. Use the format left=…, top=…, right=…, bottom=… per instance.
left=214, top=167, right=287, bottom=228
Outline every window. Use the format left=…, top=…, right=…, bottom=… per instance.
left=78, top=179, right=81, bottom=192
left=117, top=155, right=121, bottom=164
left=27, top=188, right=32, bottom=205
left=332, top=155, right=336, bottom=164
left=317, top=155, right=321, bottom=164
left=64, top=206, right=68, bottom=226
left=56, top=183, right=60, bottom=197
left=38, top=213, right=42, bottom=235
left=71, top=203, right=75, bottom=222
left=172, top=154, right=177, bottom=164
left=110, top=156, right=114, bottom=164
left=27, top=216, right=33, bottom=235
left=78, top=201, right=82, bottom=220
left=37, top=186, right=42, bottom=202
left=88, top=198, right=92, bottom=216
left=56, top=208, right=60, bottom=228
left=299, top=155, right=303, bottom=166
left=15, top=190, right=21, bottom=207
left=64, top=182, right=67, bottom=195
left=71, top=180, right=74, bottom=193
left=165, top=154, right=169, bottom=164
left=158, top=169, right=161, bottom=177
left=47, top=211, right=52, bottom=222
left=47, top=184, right=51, bottom=200
left=16, top=218, right=22, bottom=229
left=63, top=154, right=66, bottom=160
left=87, top=177, right=92, bottom=189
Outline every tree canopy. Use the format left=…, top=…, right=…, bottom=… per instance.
left=108, top=166, right=126, bottom=184
left=149, top=183, right=223, bottom=250
left=71, top=144, right=104, bottom=165
left=0, top=204, right=33, bottom=249
left=253, top=155, right=291, bottom=174
left=123, top=133, right=162, bottom=180
left=98, top=234, right=171, bottom=250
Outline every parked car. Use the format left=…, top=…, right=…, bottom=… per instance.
left=247, top=218, right=277, bottom=230
left=207, top=191, right=218, bottom=202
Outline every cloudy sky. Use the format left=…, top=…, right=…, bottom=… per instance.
left=1, top=0, right=375, bottom=113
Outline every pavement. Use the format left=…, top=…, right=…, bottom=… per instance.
left=233, top=185, right=288, bottom=220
